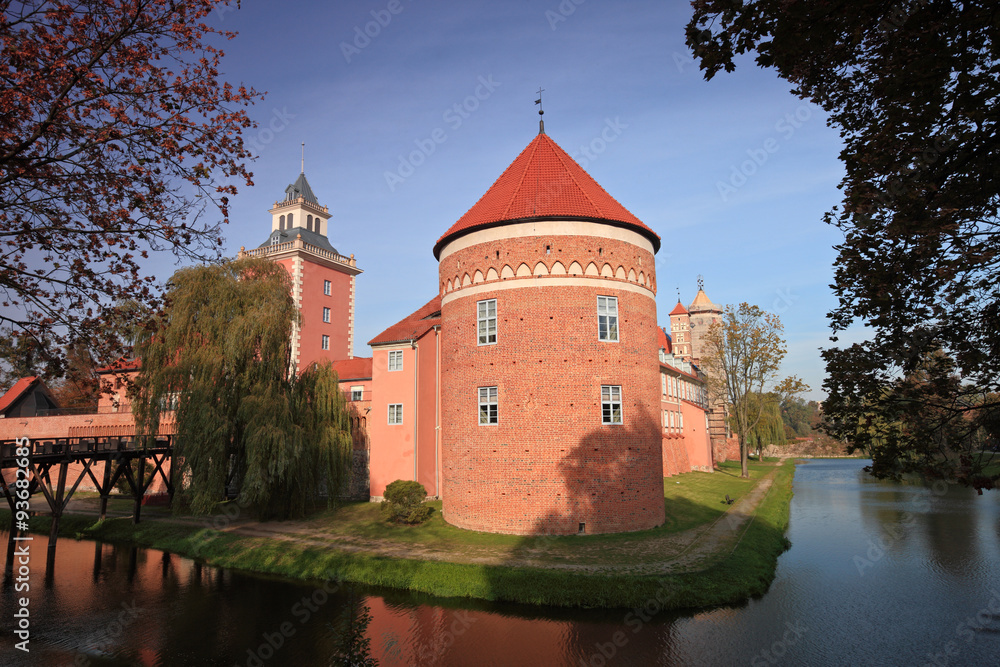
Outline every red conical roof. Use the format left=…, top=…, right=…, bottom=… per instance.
left=434, top=132, right=659, bottom=258
left=669, top=300, right=688, bottom=316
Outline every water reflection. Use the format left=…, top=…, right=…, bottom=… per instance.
left=1, top=460, right=998, bottom=666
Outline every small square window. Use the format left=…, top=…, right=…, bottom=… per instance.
left=388, top=350, right=403, bottom=371
left=351, top=386, right=364, bottom=401
left=479, top=386, right=498, bottom=425
left=323, top=280, right=331, bottom=296
left=477, top=299, right=497, bottom=345
left=388, top=403, right=403, bottom=425
left=601, top=385, right=622, bottom=424
left=597, top=296, right=618, bottom=342
left=323, top=307, right=331, bottom=323
left=321, top=335, right=329, bottom=350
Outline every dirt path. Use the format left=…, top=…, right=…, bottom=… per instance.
left=52, top=465, right=782, bottom=575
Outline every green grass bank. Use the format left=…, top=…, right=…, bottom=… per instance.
left=3, top=460, right=796, bottom=609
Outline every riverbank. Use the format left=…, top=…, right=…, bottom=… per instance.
left=3, top=460, right=795, bottom=609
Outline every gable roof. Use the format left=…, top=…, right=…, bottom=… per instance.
left=0, top=376, right=40, bottom=414
left=434, top=132, right=659, bottom=258
left=368, top=296, right=442, bottom=346
left=331, top=357, right=373, bottom=382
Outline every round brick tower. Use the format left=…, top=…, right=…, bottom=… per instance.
left=434, top=129, right=665, bottom=535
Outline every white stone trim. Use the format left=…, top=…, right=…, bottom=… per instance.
left=441, top=275, right=655, bottom=306
left=438, top=219, right=655, bottom=260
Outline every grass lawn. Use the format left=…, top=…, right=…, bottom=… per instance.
left=2, top=460, right=796, bottom=609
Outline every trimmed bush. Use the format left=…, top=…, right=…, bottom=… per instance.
left=380, top=480, right=431, bottom=524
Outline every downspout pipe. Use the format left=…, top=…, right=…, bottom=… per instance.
left=412, top=339, right=418, bottom=483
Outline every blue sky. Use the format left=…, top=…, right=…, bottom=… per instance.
left=175, top=0, right=860, bottom=400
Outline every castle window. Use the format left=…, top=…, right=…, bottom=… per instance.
left=477, top=299, right=497, bottom=345
left=388, top=403, right=403, bottom=425
left=388, top=350, right=403, bottom=371
left=351, top=386, right=364, bottom=401
left=662, top=374, right=666, bottom=396
left=324, top=280, right=331, bottom=296
left=307, top=214, right=313, bottom=231
left=323, top=307, right=331, bottom=323
left=601, top=385, right=622, bottom=424
left=597, top=296, right=618, bottom=342
left=479, top=386, right=498, bottom=425
left=279, top=215, right=285, bottom=230
left=321, top=335, right=329, bottom=350
left=287, top=213, right=294, bottom=227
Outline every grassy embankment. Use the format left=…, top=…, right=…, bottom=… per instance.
left=3, top=460, right=795, bottom=609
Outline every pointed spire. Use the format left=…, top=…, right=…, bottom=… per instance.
left=301, top=142, right=305, bottom=174
left=535, top=87, right=545, bottom=134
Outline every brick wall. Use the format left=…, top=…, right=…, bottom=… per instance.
left=438, top=231, right=665, bottom=535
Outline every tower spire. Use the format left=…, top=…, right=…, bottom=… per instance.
left=535, top=87, right=545, bottom=134
left=301, top=142, right=305, bottom=174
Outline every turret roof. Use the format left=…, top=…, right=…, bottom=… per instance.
left=284, top=172, right=318, bottom=204
left=434, top=132, right=659, bottom=258
left=669, top=300, right=688, bottom=316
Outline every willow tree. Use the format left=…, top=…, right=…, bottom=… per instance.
left=131, top=257, right=353, bottom=519
left=702, top=303, right=807, bottom=478
left=743, top=392, right=786, bottom=462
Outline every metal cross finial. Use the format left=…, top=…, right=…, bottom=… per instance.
left=697, top=274, right=704, bottom=291
left=535, top=87, right=545, bottom=134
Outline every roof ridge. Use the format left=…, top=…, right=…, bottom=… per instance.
left=504, top=135, right=543, bottom=220
left=545, top=134, right=608, bottom=218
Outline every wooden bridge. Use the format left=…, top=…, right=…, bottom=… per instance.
left=0, top=435, right=175, bottom=562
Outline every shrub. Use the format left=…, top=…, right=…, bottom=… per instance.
left=380, top=480, right=431, bottom=524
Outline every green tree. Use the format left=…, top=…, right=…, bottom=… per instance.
left=132, top=257, right=353, bottom=519
left=743, top=392, right=786, bottom=461
left=702, top=303, right=807, bottom=477
left=685, top=1, right=1000, bottom=486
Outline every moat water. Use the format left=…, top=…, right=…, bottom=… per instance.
left=1, top=459, right=999, bottom=666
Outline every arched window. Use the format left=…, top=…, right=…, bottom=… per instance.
left=307, top=214, right=313, bottom=232
left=279, top=215, right=285, bottom=230
left=287, top=213, right=294, bottom=227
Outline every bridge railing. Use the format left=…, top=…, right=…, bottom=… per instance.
left=0, top=435, right=172, bottom=464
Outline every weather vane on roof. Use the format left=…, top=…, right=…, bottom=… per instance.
left=535, top=87, right=545, bottom=134
left=677, top=286, right=681, bottom=302
left=301, top=142, right=305, bottom=174
left=697, top=274, right=704, bottom=291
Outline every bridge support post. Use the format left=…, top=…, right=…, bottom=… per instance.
left=47, top=461, right=68, bottom=556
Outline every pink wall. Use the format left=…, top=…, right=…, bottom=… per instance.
left=681, top=399, right=713, bottom=471
left=368, top=345, right=417, bottom=498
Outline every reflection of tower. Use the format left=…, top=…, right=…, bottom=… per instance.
left=435, top=129, right=665, bottom=536
left=237, top=170, right=362, bottom=371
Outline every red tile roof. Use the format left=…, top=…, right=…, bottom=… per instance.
left=368, top=296, right=442, bottom=346
left=331, top=357, right=373, bottom=381
left=0, top=376, right=39, bottom=413
left=434, top=132, right=660, bottom=258
left=657, top=327, right=672, bottom=354
left=669, top=301, right=688, bottom=316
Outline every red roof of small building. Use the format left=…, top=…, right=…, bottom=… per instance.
left=433, top=132, right=660, bottom=257
left=657, top=327, right=672, bottom=354
left=0, top=376, right=40, bottom=414
left=669, top=301, right=688, bottom=316
left=331, top=357, right=373, bottom=381
left=368, top=296, right=442, bottom=346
